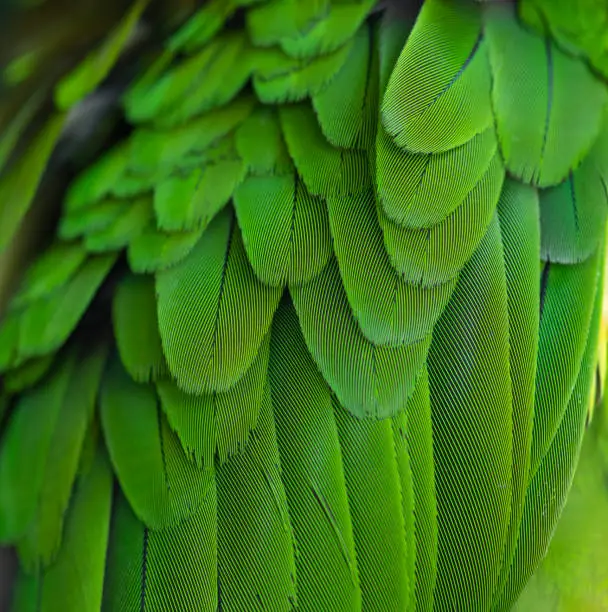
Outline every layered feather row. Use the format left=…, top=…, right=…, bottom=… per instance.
left=0, top=0, right=607, bottom=610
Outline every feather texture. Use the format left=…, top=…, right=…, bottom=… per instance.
left=234, top=173, right=332, bottom=287
left=382, top=0, right=491, bottom=153
left=428, top=214, right=513, bottom=610
left=291, top=256, right=431, bottom=418
left=269, top=300, right=361, bottom=610
left=156, top=208, right=282, bottom=394
left=11, top=445, right=112, bottom=612
left=103, top=485, right=218, bottom=612
left=485, top=3, right=607, bottom=187
left=100, top=356, right=215, bottom=529
left=157, top=333, right=270, bottom=468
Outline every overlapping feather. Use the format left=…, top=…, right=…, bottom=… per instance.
left=1, top=1, right=607, bottom=611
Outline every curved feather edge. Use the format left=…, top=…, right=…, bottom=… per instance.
left=113, top=273, right=167, bottom=383
left=484, top=2, right=607, bottom=187
left=215, top=379, right=297, bottom=610
left=156, top=207, right=282, bottom=394
left=103, top=483, right=217, bottom=611
left=269, top=298, right=362, bottom=610
left=492, top=179, right=541, bottom=601
left=379, top=153, right=505, bottom=285
left=99, top=355, right=215, bottom=530
left=333, top=392, right=410, bottom=610
left=327, top=186, right=457, bottom=346
left=290, top=255, right=430, bottom=419
left=156, top=333, right=270, bottom=469
left=530, top=247, right=602, bottom=476
left=382, top=0, right=492, bottom=154
left=234, top=172, right=332, bottom=287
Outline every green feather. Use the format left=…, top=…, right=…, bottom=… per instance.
left=64, top=144, right=129, bottom=212
left=279, top=103, right=369, bottom=198
left=428, top=214, right=513, bottom=610
left=539, top=117, right=608, bottom=263
left=246, top=0, right=330, bottom=48
left=110, top=173, right=154, bottom=200
left=485, top=3, right=607, bottom=187
left=327, top=186, right=457, bottom=345
left=252, top=41, right=353, bottom=104
left=495, top=253, right=604, bottom=610
left=290, top=255, right=430, bottom=418
left=390, top=409, right=417, bottom=611
left=400, top=364, right=438, bottom=610
left=0, top=355, right=76, bottom=543
left=157, top=333, right=270, bottom=468
left=54, top=0, right=149, bottom=110
left=269, top=299, right=361, bottom=610
left=235, top=107, right=293, bottom=177
left=156, top=208, right=282, bottom=394
left=3, top=355, right=55, bottom=394
left=59, top=199, right=126, bottom=241
left=311, top=23, right=376, bottom=150
left=377, top=8, right=413, bottom=95
left=216, top=380, right=297, bottom=610
left=160, top=35, right=253, bottom=128
left=84, top=196, right=152, bottom=253
left=17, top=254, right=116, bottom=362
left=127, top=225, right=205, bottom=274
left=234, top=173, right=332, bottom=287
left=515, top=376, right=608, bottom=611
left=153, top=159, right=245, bottom=232
left=0, top=93, right=44, bottom=176
left=280, top=0, right=375, bottom=60
left=124, top=36, right=239, bottom=125
left=382, top=0, right=491, bottom=153
left=377, top=125, right=497, bottom=228
left=113, top=273, right=167, bottom=383
left=10, top=243, right=87, bottom=309
left=0, top=115, right=64, bottom=251
left=531, top=249, right=601, bottom=476
left=0, top=311, right=19, bottom=371
left=379, top=152, right=505, bottom=284
left=126, top=97, right=254, bottom=177
left=103, top=485, right=218, bottom=612
left=99, top=356, right=214, bottom=529
left=16, top=344, right=108, bottom=568
left=168, top=0, right=234, bottom=54
left=11, top=445, right=113, bottom=612
left=518, top=0, right=608, bottom=80
left=492, top=179, right=541, bottom=602
left=333, top=395, right=410, bottom=610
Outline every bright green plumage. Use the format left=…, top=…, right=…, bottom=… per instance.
left=1, top=0, right=607, bottom=610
